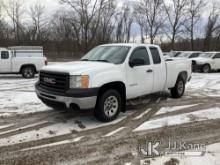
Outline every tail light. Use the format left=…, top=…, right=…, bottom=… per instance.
left=45, top=57, right=48, bottom=65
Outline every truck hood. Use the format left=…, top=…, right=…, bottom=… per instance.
left=41, top=61, right=116, bottom=75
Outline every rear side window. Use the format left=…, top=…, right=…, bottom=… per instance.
left=213, top=53, right=220, bottom=59
left=150, top=47, right=161, bottom=64
left=1, top=51, right=9, bottom=59
left=189, top=53, right=200, bottom=58
left=130, top=48, right=150, bottom=65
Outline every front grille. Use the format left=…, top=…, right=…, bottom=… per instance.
left=39, top=71, right=69, bottom=93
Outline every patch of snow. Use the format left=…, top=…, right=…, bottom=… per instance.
left=103, top=127, right=126, bottom=137
left=133, top=108, right=152, bottom=120
left=134, top=107, right=220, bottom=132
left=0, top=91, right=51, bottom=116
left=20, top=136, right=84, bottom=152
left=0, top=121, right=48, bottom=136
left=187, top=73, right=220, bottom=97
left=0, top=124, right=14, bottom=130
left=155, top=104, right=199, bottom=115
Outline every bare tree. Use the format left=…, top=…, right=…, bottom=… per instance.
left=204, top=5, right=220, bottom=51
left=137, top=0, right=164, bottom=44
left=97, top=0, right=116, bottom=43
left=29, top=0, right=45, bottom=41
left=115, top=3, right=133, bottom=43
left=133, top=7, right=146, bottom=43
left=185, top=0, right=205, bottom=50
left=163, top=0, right=188, bottom=50
left=59, top=0, right=108, bottom=51
left=4, top=0, right=25, bottom=43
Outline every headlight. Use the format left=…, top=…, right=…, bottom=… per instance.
left=69, top=75, right=89, bottom=88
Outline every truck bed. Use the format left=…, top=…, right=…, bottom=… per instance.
left=165, top=57, right=192, bottom=89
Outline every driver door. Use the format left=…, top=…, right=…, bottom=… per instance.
left=126, top=47, right=154, bottom=99
left=0, top=51, right=11, bottom=73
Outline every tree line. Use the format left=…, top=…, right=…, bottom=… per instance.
left=0, top=0, right=220, bottom=59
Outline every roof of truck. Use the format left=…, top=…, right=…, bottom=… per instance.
left=8, top=46, right=43, bottom=51
left=100, top=43, right=160, bottom=47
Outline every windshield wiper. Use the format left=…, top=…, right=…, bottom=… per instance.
left=81, top=59, right=110, bottom=63
left=81, top=59, right=89, bottom=61
left=94, top=60, right=110, bottom=63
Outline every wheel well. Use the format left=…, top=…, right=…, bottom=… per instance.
left=20, top=64, right=37, bottom=73
left=178, top=71, right=188, bottom=83
left=97, top=81, right=126, bottom=112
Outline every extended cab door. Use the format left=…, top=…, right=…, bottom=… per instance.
left=0, top=51, right=11, bottom=73
left=212, top=53, right=220, bottom=69
left=126, top=47, right=154, bottom=99
left=149, top=47, right=167, bottom=92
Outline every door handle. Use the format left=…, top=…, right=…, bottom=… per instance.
left=146, top=69, right=153, bottom=73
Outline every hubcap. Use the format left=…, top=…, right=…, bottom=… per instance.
left=24, top=68, right=33, bottom=78
left=177, top=81, right=184, bottom=95
left=104, top=96, right=118, bottom=117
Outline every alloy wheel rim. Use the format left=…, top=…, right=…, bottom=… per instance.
left=104, top=96, right=118, bottom=117
left=177, top=81, right=184, bottom=95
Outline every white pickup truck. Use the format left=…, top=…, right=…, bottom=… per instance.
left=0, top=46, right=47, bottom=78
left=36, top=44, right=192, bottom=122
left=192, top=52, right=220, bottom=73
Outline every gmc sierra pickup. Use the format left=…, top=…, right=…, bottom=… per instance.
left=35, top=44, right=192, bottom=122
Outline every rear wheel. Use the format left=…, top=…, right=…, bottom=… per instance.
left=170, top=77, right=185, bottom=98
left=95, top=89, right=122, bottom=122
left=22, top=66, right=35, bottom=78
left=202, top=64, right=210, bottom=73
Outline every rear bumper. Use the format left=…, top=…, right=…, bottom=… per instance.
left=35, top=83, right=98, bottom=109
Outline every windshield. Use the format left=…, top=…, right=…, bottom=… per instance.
left=199, top=53, right=213, bottom=58
left=81, top=46, right=131, bottom=64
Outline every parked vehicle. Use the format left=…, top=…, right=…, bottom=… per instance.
left=0, top=46, right=47, bottom=78
left=168, top=51, right=184, bottom=57
left=35, top=44, right=192, bottom=122
left=175, top=51, right=202, bottom=59
left=192, top=52, right=220, bottom=73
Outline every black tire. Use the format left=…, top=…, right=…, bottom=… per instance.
left=202, top=64, right=210, bottom=73
left=170, top=77, right=185, bottom=98
left=22, top=66, right=35, bottom=78
left=94, top=89, right=122, bottom=122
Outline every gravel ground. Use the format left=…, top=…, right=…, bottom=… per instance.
left=0, top=72, right=219, bottom=165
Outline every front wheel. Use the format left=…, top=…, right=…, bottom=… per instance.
left=170, top=77, right=185, bottom=98
left=22, top=66, right=35, bottom=78
left=94, top=89, right=122, bottom=122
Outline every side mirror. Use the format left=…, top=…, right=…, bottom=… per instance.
left=129, top=58, right=145, bottom=67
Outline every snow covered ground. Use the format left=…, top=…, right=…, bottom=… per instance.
left=0, top=71, right=220, bottom=164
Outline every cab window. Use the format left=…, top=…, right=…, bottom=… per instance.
left=150, top=47, right=161, bottom=64
left=189, top=53, right=200, bottom=58
left=1, top=51, right=9, bottom=59
left=130, top=47, right=150, bottom=66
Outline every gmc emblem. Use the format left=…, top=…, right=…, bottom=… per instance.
left=43, top=77, right=56, bottom=84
